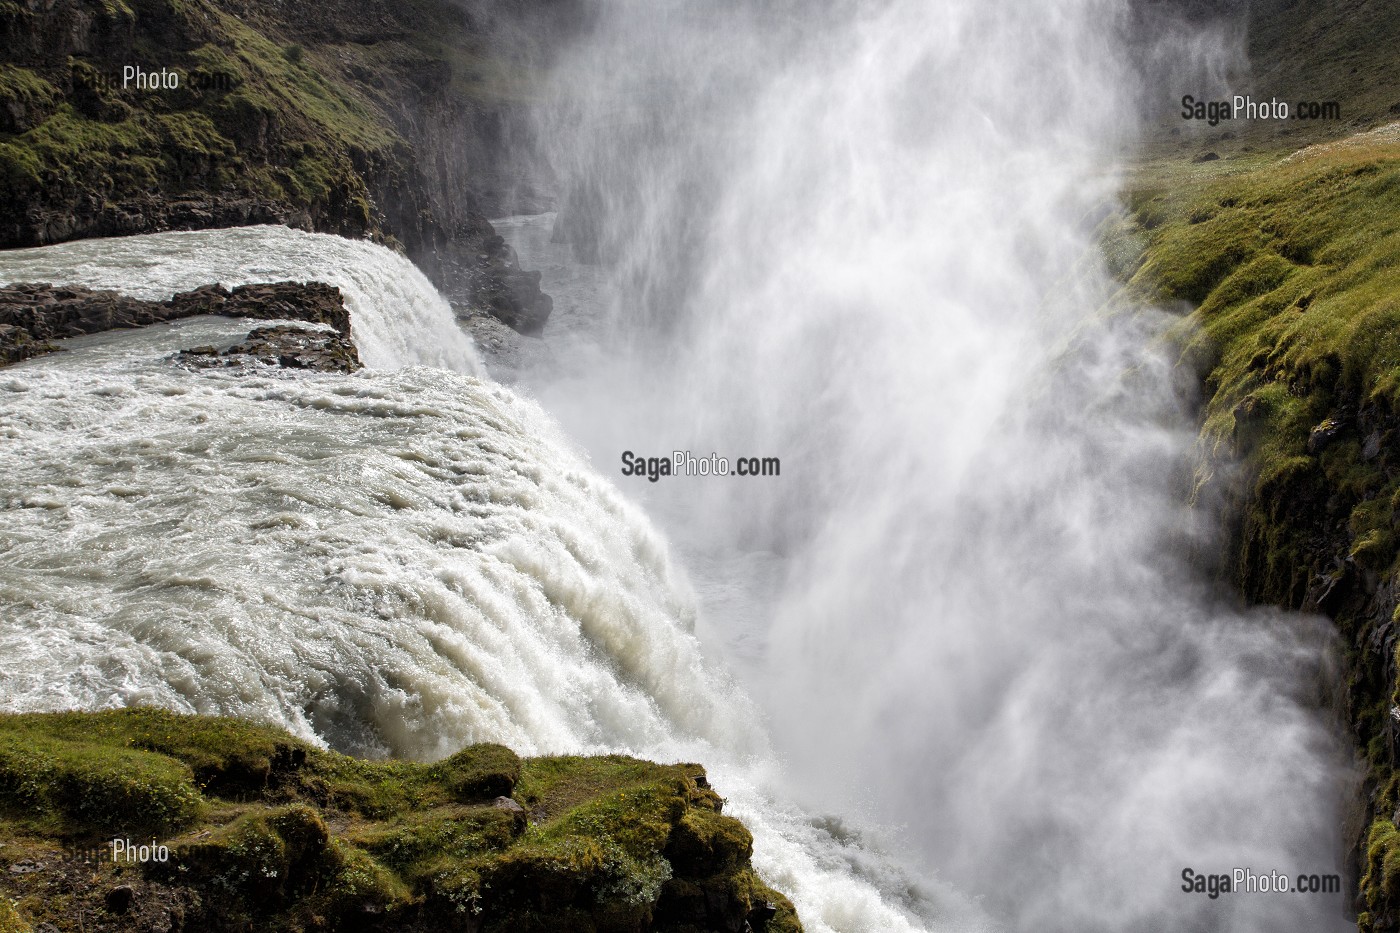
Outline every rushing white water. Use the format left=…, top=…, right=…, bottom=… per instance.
left=0, top=226, right=480, bottom=374
left=491, top=0, right=1356, bottom=931
left=0, top=228, right=985, bottom=931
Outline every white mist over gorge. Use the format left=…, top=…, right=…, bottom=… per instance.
left=497, top=0, right=1355, bottom=929
left=0, top=0, right=1368, bottom=931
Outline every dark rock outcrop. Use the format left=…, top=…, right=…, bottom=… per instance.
left=0, top=280, right=354, bottom=368
left=177, top=324, right=360, bottom=374
left=445, top=233, right=553, bottom=336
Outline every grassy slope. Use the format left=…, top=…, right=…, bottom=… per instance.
left=1109, top=3, right=1400, bottom=923
left=0, top=709, right=800, bottom=932
left=0, top=0, right=374, bottom=235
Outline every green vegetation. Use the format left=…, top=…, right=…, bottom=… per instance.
left=1108, top=123, right=1400, bottom=931
left=0, top=0, right=532, bottom=248
left=1110, top=130, right=1400, bottom=601
left=0, top=902, right=28, bottom=933
left=0, top=710, right=800, bottom=932
left=0, top=66, right=58, bottom=133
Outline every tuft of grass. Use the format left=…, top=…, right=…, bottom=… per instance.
left=0, top=897, right=30, bottom=933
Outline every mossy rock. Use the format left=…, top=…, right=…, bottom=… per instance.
left=665, top=807, right=752, bottom=877
left=431, top=742, right=521, bottom=801
left=0, top=711, right=802, bottom=932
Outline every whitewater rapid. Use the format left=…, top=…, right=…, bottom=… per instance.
left=0, top=226, right=480, bottom=373
left=0, top=227, right=982, bottom=933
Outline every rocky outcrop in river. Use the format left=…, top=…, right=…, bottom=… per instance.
left=0, top=280, right=357, bottom=370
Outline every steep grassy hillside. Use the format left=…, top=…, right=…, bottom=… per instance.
left=1111, top=4, right=1400, bottom=919
left=0, top=709, right=800, bottom=933
left=1, top=0, right=404, bottom=247
left=1107, top=119, right=1400, bottom=930
left=0, top=0, right=557, bottom=317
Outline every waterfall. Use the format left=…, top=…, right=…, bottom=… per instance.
left=490, top=0, right=1353, bottom=930
left=0, top=226, right=984, bottom=931
left=0, top=0, right=1357, bottom=929
left=0, top=226, right=480, bottom=374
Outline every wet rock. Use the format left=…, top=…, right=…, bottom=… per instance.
left=749, top=900, right=779, bottom=925
left=1307, top=416, right=1346, bottom=454
left=0, top=281, right=355, bottom=368
left=493, top=795, right=529, bottom=834
left=442, top=234, right=553, bottom=336
left=175, top=325, right=361, bottom=374
left=216, top=282, right=352, bottom=335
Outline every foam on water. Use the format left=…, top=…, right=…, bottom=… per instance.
left=0, top=225, right=479, bottom=373
left=0, top=229, right=982, bottom=933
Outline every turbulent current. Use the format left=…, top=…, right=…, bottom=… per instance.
left=0, top=227, right=978, bottom=932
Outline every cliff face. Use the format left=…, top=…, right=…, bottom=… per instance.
left=0, top=0, right=556, bottom=332
left=1108, top=121, right=1400, bottom=931
left=1102, top=3, right=1400, bottom=925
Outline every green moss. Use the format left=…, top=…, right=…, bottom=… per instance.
left=161, top=804, right=413, bottom=920
left=206, top=5, right=394, bottom=151
left=0, top=66, right=58, bottom=132
left=186, top=43, right=243, bottom=96
left=1112, top=126, right=1400, bottom=925
left=0, top=711, right=801, bottom=931
left=0, top=0, right=427, bottom=244
left=0, top=898, right=31, bottom=933
left=431, top=742, right=521, bottom=800
left=1113, top=137, right=1400, bottom=598
left=1363, top=818, right=1400, bottom=927
left=0, top=722, right=202, bottom=838
left=0, top=105, right=157, bottom=200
